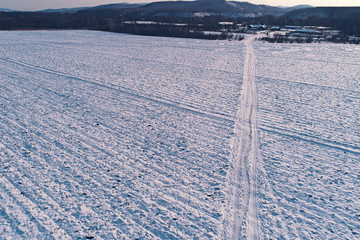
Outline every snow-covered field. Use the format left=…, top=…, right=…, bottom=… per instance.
left=0, top=30, right=245, bottom=239
left=255, top=42, right=360, bottom=239
left=0, top=30, right=359, bottom=239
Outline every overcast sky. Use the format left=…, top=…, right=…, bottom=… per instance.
left=1, top=0, right=359, bottom=11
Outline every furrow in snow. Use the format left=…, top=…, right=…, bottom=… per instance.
left=0, top=174, right=72, bottom=240
left=0, top=82, right=223, bottom=239
left=0, top=57, right=235, bottom=124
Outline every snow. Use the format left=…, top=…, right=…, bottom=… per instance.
left=254, top=42, right=360, bottom=239
left=0, top=30, right=245, bottom=239
left=0, top=30, right=359, bottom=239
left=219, top=36, right=259, bottom=240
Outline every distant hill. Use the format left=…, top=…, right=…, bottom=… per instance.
left=285, top=7, right=360, bottom=19
left=88, top=3, right=146, bottom=10
left=79, top=0, right=290, bottom=18
left=284, top=4, right=313, bottom=12
left=143, top=0, right=286, bottom=17
left=41, top=3, right=145, bottom=13
left=25, top=1, right=315, bottom=18
left=0, top=8, right=16, bottom=12
left=41, top=7, right=89, bottom=13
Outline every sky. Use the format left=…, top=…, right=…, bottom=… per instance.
left=1, top=0, right=359, bottom=11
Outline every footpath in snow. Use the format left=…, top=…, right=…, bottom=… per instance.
left=219, top=35, right=259, bottom=240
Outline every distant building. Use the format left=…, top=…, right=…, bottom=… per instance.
left=285, top=25, right=302, bottom=30
left=295, top=29, right=320, bottom=35
left=270, top=26, right=281, bottom=31
left=218, top=22, right=234, bottom=25
left=249, top=24, right=267, bottom=30
left=316, top=26, right=331, bottom=31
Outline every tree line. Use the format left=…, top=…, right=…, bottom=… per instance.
left=0, top=10, right=359, bottom=39
left=0, top=12, right=242, bottom=40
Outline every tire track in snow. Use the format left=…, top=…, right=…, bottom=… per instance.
left=223, top=36, right=259, bottom=239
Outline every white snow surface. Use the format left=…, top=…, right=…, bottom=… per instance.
left=0, top=30, right=245, bottom=239
left=0, top=30, right=359, bottom=239
left=255, top=42, right=360, bottom=239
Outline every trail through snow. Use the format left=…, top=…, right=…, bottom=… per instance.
left=222, top=36, right=259, bottom=240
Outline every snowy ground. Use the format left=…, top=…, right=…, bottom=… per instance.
left=0, top=30, right=359, bottom=239
left=0, top=30, right=245, bottom=239
left=255, top=42, right=360, bottom=239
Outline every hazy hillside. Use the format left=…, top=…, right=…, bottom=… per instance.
left=286, top=7, right=360, bottom=19
left=79, top=0, right=288, bottom=17
left=87, top=3, right=146, bottom=11
left=282, top=4, right=313, bottom=11
left=0, top=8, right=15, bottom=12
left=41, top=7, right=89, bottom=13
left=134, top=0, right=287, bottom=17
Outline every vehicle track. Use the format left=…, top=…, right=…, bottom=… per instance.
left=223, top=36, right=259, bottom=240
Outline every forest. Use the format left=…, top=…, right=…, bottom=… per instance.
left=0, top=7, right=359, bottom=40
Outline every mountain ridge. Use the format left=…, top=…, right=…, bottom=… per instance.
left=2, top=1, right=316, bottom=17
left=0, top=8, right=16, bottom=12
left=285, top=6, right=360, bottom=19
left=77, top=0, right=296, bottom=18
